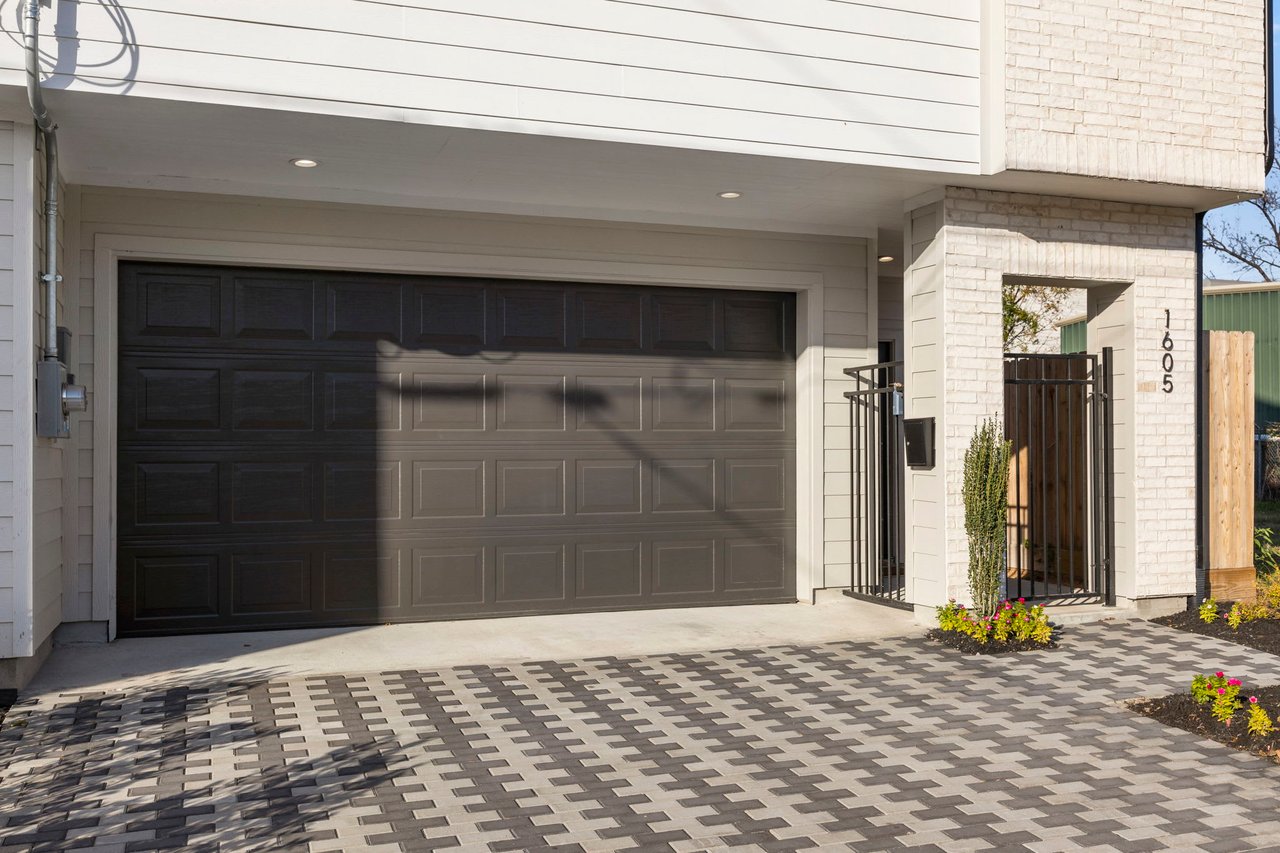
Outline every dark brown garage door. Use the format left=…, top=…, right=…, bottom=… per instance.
left=117, top=262, right=796, bottom=635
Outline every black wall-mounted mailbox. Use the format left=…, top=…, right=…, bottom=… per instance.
left=903, top=417, right=935, bottom=469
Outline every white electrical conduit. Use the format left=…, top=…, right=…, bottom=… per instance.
left=23, top=0, right=59, bottom=363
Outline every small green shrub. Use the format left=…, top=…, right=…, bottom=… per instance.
left=963, top=418, right=1012, bottom=618
left=1248, top=698, right=1275, bottom=736
left=1256, top=527, right=1280, bottom=578
left=1191, top=672, right=1245, bottom=723
left=935, top=598, right=1052, bottom=647
left=1198, top=598, right=1219, bottom=624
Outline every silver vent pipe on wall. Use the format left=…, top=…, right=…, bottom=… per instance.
left=24, top=0, right=85, bottom=438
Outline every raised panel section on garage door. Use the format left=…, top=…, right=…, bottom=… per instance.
left=116, top=263, right=796, bottom=635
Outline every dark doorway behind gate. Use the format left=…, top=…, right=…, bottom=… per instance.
left=843, top=351, right=907, bottom=608
left=1004, top=350, right=1115, bottom=605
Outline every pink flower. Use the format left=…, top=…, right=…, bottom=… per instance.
left=1228, top=679, right=1242, bottom=687
left=1018, top=598, right=1026, bottom=603
left=1215, top=672, right=1225, bottom=679
left=1218, top=688, right=1226, bottom=695
left=1250, top=696, right=1260, bottom=704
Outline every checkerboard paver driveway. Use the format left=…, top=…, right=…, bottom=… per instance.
left=4, top=620, right=1280, bottom=852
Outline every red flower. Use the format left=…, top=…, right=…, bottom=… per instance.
left=1215, top=672, right=1225, bottom=679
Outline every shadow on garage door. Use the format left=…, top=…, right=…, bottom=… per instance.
left=116, top=262, right=797, bottom=635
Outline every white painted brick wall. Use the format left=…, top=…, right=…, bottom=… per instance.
left=1003, top=0, right=1266, bottom=192
left=917, top=188, right=1197, bottom=603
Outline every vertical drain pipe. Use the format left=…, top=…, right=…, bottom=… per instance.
left=1194, top=212, right=1207, bottom=606
left=25, top=0, right=85, bottom=438
left=24, top=0, right=58, bottom=364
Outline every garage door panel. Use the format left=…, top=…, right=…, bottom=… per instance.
left=231, top=369, right=315, bottom=430
left=411, top=374, right=488, bottom=431
left=574, top=290, right=644, bottom=352
left=231, top=462, right=314, bottom=523
left=322, top=460, right=402, bottom=521
left=118, top=263, right=795, bottom=635
left=323, top=549, right=402, bottom=612
left=124, top=270, right=223, bottom=339
left=410, top=546, right=486, bottom=606
left=412, top=460, right=487, bottom=519
left=233, top=277, right=317, bottom=341
left=576, top=542, right=643, bottom=599
left=574, top=376, right=643, bottom=430
left=123, top=366, right=222, bottom=432
left=493, top=286, right=568, bottom=349
left=326, top=279, right=404, bottom=343
left=725, top=536, right=790, bottom=591
left=231, top=553, right=313, bottom=615
left=124, top=553, right=220, bottom=621
left=575, top=459, right=642, bottom=514
left=125, top=461, right=221, bottom=527
left=496, top=375, right=567, bottom=431
left=652, top=293, right=717, bottom=353
left=410, top=281, right=488, bottom=349
left=495, top=544, right=568, bottom=603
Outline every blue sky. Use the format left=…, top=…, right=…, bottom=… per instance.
left=1202, top=8, right=1279, bottom=280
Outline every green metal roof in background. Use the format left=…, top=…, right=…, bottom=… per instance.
left=1059, top=287, right=1280, bottom=428
left=1059, top=319, right=1087, bottom=356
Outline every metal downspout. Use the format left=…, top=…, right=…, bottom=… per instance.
left=1194, top=213, right=1207, bottom=605
left=1267, top=0, right=1275, bottom=175
left=23, top=0, right=59, bottom=364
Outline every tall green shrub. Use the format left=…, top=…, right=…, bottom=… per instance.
left=963, top=417, right=1011, bottom=617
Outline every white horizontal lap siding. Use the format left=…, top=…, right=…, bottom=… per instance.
left=26, top=0, right=981, bottom=170
left=31, top=145, right=70, bottom=646
left=0, top=122, right=31, bottom=660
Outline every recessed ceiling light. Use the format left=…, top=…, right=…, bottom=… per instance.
left=290, top=158, right=319, bottom=168
left=878, top=255, right=895, bottom=263
left=717, top=191, right=742, bottom=199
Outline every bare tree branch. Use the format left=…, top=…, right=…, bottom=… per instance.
left=1203, top=127, right=1280, bottom=281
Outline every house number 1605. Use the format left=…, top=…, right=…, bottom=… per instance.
left=1161, top=309, right=1174, bottom=393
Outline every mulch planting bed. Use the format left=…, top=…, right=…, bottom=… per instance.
left=1153, top=611, right=1280, bottom=657
left=1131, top=684, right=1280, bottom=761
left=924, top=628, right=1058, bottom=655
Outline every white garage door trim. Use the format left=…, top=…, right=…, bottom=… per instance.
left=92, top=232, right=832, bottom=640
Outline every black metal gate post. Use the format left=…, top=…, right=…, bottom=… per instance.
left=1004, top=350, right=1116, bottom=605
left=1100, top=346, right=1116, bottom=606
left=843, top=360, right=908, bottom=608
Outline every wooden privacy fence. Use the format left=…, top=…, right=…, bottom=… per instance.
left=1206, top=330, right=1256, bottom=602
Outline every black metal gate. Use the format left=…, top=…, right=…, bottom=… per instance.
left=843, top=358, right=909, bottom=608
left=1004, top=349, right=1115, bottom=605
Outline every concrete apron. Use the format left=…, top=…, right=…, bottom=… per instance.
left=29, top=598, right=918, bottom=697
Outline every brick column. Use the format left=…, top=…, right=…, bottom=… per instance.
left=904, top=187, right=1196, bottom=618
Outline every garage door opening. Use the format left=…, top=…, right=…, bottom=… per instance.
left=116, top=263, right=797, bottom=635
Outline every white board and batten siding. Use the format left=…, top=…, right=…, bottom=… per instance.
left=7, top=0, right=980, bottom=172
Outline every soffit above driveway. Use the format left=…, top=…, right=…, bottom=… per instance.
left=0, top=88, right=1246, bottom=238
